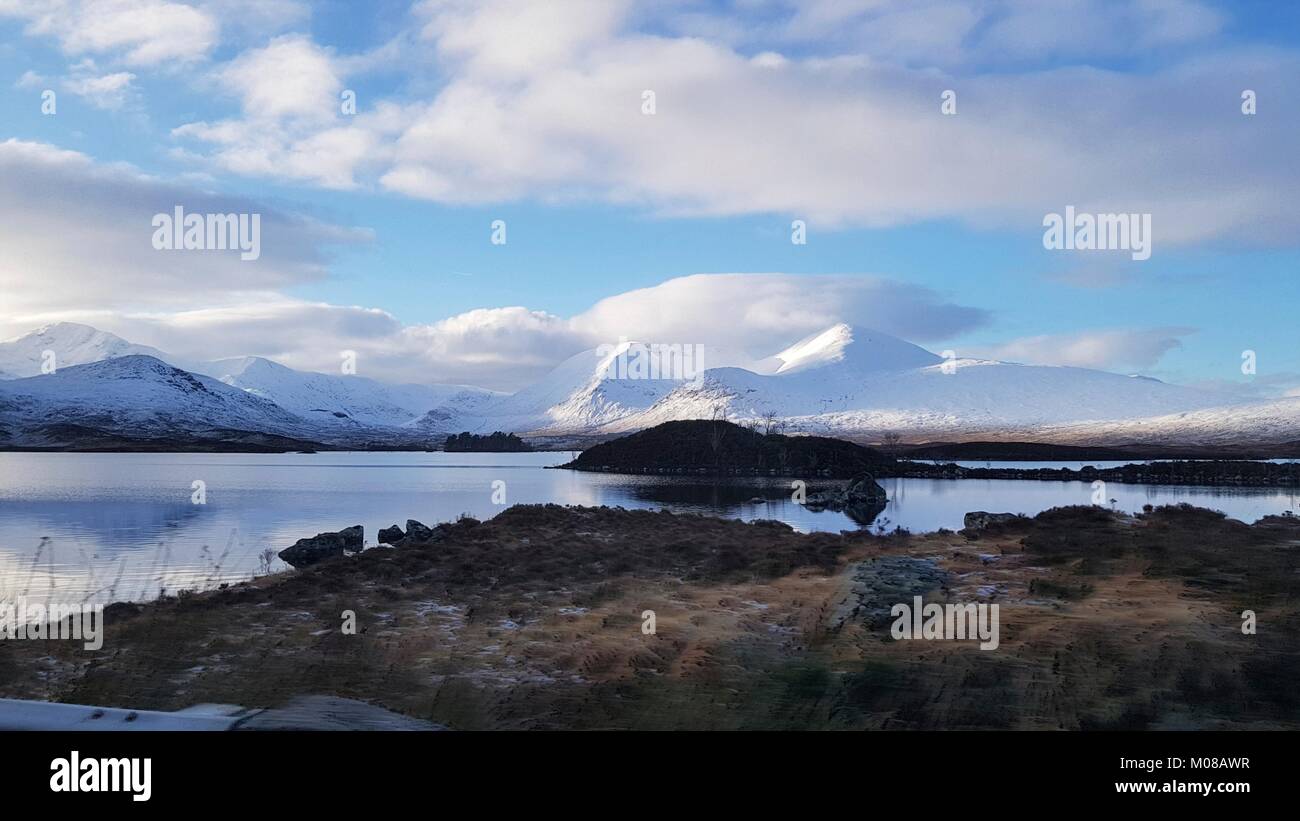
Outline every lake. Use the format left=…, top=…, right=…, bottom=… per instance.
left=3, top=451, right=1299, bottom=605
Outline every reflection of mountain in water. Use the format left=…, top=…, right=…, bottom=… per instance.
left=0, top=499, right=206, bottom=555
left=620, top=479, right=887, bottom=528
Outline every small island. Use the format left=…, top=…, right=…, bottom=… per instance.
left=443, top=431, right=533, bottom=452
left=560, top=419, right=890, bottom=477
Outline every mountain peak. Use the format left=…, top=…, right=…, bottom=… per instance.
left=768, top=324, right=940, bottom=375
left=0, top=322, right=173, bottom=378
left=9, top=321, right=121, bottom=344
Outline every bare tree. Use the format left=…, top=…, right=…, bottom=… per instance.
left=760, top=410, right=781, bottom=436
left=880, top=431, right=903, bottom=457
left=709, top=403, right=728, bottom=458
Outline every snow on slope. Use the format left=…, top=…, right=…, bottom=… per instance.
left=0, top=321, right=1275, bottom=446
left=612, top=356, right=1233, bottom=437
left=195, top=356, right=497, bottom=428
left=431, top=323, right=1244, bottom=439
left=0, top=323, right=174, bottom=378
left=0, top=355, right=320, bottom=442
left=0, top=322, right=495, bottom=430
left=410, top=340, right=714, bottom=434
left=760, top=323, right=941, bottom=375
left=1042, top=396, right=1300, bottom=446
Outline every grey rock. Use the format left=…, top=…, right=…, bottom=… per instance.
left=405, top=519, right=435, bottom=541
left=377, top=524, right=405, bottom=545
left=278, top=525, right=364, bottom=568
left=962, top=511, right=1023, bottom=532
left=805, top=473, right=887, bottom=509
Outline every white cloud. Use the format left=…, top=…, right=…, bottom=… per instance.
left=3, top=268, right=990, bottom=391
left=162, top=0, right=1300, bottom=246
left=758, top=0, right=1223, bottom=66
left=1, top=0, right=218, bottom=66
left=573, top=273, right=986, bottom=353
left=0, top=138, right=991, bottom=390
left=975, top=327, right=1197, bottom=371
left=13, top=69, right=48, bottom=89
left=217, top=34, right=340, bottom=121
left=172, top=35, right=391, bottom=189
left=0, top=139, right=371, bottom=319
left=199, top=0, right=308, bottom=39
left=61, top=61, right=136, bottom=109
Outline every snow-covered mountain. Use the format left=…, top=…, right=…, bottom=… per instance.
left=1043, top=396, right=1300, bottom=446
left=422, top=323, right=1247, bottom=442
left=0, top=323, right=175, bottom=377
left=193, top=356, right=497, bottom=428
left=756, top=323, right=941, bottom=376
left=0, top=323, right=494, bottom=433
left=0, top=320, right=1284, bottom=448
left=613, top=355, right=1231, bottom=438
left=0, top=355, right=323, bottom=447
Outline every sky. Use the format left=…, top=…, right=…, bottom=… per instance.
left=0, top=0, right=1298, bottom=393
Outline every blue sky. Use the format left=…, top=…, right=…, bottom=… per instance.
left=0, top=0, right=1297, bottom=392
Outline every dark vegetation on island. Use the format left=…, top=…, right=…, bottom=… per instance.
left=894, top=459, right=1300, bottom=486
left=4, top=502, right=1298, bottom=729
left=443, top=431, right=533, bottom=452
left=560, top=419, right=891, bottom=477
left=895, top=440, right=1299, bottom=461
left=560, top=419, right=1300, bottom=488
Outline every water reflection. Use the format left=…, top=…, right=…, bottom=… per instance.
left=3, top=451, right=1299, bottom=605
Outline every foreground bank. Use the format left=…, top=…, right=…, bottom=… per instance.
left=2, top=503, right=1298, bottom=729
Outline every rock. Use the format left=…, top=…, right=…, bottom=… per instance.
left=805, top=473, right=887, bottom=509
left=844, top=474, right=888, bottom=503
left=278, top=525, right=364, bottom=568
left=405, top=519, right=435, bottom=541
left=377, top=524, right=405, bottom=545
left=962, top=511, right=1022, bottom=532
left=337, top=525, right=364, bottom=550
left=803, top=474, right=888, bottom=526
left=102, top=601, right=145, bottom=624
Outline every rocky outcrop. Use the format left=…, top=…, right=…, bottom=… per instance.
left=830, top=556, right=948, bottom=630
left=278, top=525, right=363, bottom=568
left=374, top=517, right=482, bottom=548
left=405, top=519, right=435, bottom=541
left=804, top=473, right=889, bottom=524
left=962, top=512, right=1024, bottom=533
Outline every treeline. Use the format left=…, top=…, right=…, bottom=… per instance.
left=443, top=431, right=533, bottom=452
left=891, top=459, right=1300, bottom=487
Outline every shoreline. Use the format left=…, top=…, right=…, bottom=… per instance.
left=3, top=502, right=1299, bottom=729
left=558, top=459, right=1300, bottom=488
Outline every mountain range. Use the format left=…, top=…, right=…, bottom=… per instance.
left=0, top=321, right=1294, bottom=450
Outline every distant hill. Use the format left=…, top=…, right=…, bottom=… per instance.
left=900, top=440, right=1296, bottom=461
left=561, top=419, right=890, bottom=477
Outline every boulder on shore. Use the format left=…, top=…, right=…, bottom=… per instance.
left=405, top=519, right=435, bottom=541
left=962, top=511, right=1023, bottom=532
left=377, top=524, right=405, bottom=545
left=278, top=525, right=363, bottom=568
left=804, top=473, right=888, bottom=509
left=804, top=474, right=889, bottom=526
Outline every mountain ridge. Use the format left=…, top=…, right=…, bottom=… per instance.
left=0, top=320, right=1287, bottom=450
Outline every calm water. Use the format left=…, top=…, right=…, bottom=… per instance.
left=909, top=458, right=1300, bottom=470
left=3, top=451, right=1299, bottom=605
